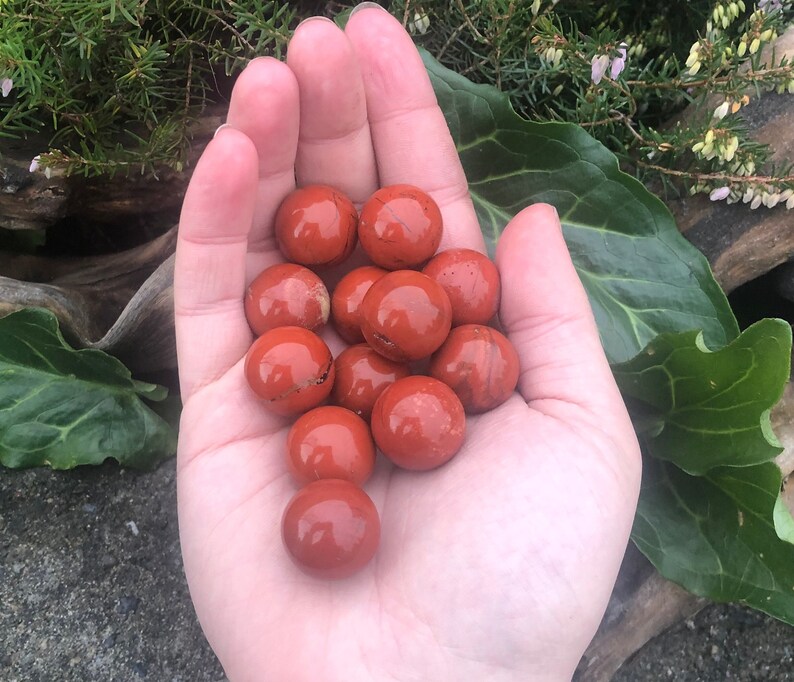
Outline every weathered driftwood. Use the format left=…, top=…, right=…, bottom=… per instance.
left=0, top=113, right=222, bottom=232
left=0, top=112, right=221, bottom=372
left=0, top=227, right=176, bottom=373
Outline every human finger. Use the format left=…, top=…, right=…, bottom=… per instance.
left=345, top=6, right=484, bottom=252
left=287, top=18, right=379, bottom=205
left=174, top=128, right=259, bottom=399
left=226, top=57, right=299, bottom=278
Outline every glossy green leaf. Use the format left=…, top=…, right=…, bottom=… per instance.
left=613, top=319, right=792, bottom=475
left=423, top=50, right=739, bottom=363
left=0, top=308, right=176, bottom=470
left=633, top=458, right=794, bottom=625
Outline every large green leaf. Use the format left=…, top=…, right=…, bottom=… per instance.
left=423, top=50, right=739, bottom=363
left=423, top=50, right=794, bottom=617
left=613, top=319, right=792, bottom=475
left=633, top=458, right=794, bottom=625
left=0, top=308, right=176, bottom=470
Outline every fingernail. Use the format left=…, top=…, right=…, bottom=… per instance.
left=213, top=123, right=232, bottom=138
left=295, top=15, right=335, bottom=30
left=350, top=2, right=387, bottom=17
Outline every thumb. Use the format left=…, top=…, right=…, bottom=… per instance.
left=495, top=204, right=634, bottom=443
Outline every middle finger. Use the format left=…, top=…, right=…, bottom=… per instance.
left=287, top=18, right=379, bottom=205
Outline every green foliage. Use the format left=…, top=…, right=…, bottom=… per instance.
left=0, top=0, right=296, bottom=176
left=396, top=0, right=794, bottom=207
left=635, top=459, right=794, bottom=625
left=0, top=308, right=175, bottom=469
left=614, top=320, right=791, bottom=475
left=424, top=51, right=794, bottom=623
left=4, top=0, right=791, bottom=200
left=425, top=50, right=737, bottom=363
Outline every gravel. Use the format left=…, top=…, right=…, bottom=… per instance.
left=0, top=460, right=225, bottom=682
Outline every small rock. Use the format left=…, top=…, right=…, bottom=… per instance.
left=116, top=596, right=140, bottom=615
left=100, top=554, right=117, bottom=569
left=132, top=661, right=147, bottom=677
left=0, top=653, right=11, bottom=667
left=82, top=503, right=98, bottom=514
left=125, top=520, right=140, bottom=536
left=101, top=633, right=117, bottom=649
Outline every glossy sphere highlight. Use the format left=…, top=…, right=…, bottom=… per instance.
left=281, top=479, right=380, bottom=580
left=358, top=184, right=443, bottom=269
left=331, top=344, right=411, bottom=419
left=360, top=270, right=452, bottom=362
left=422, top=249, right=501, bottom=326
left=429, top=325, right=520, bottom=413
left=286, top=406, right=375, bottom=486
left=331, top=265, right=388, bottom=344
left=371, top=376, right=465, bottom=471
left=245, top=263, right=330, bottom=335
left=275, top=185, right=358, bottom=267
left=244, top=326, right=335, bottom=416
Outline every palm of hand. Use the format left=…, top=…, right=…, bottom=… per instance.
left=175, top=9, right=640, bottom=682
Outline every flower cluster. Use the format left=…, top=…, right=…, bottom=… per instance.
left=758, top=0, right=784, bottom=11
left=406, top=11, right=430, bottom=35
left=709, top=1, right=746, bottom=31
left=709, top=184, right=794, bottom=209
left=591, top=44, right=627, bottom=84
left=542, top=46, right=564, bottom=68
left=712, top=95, right=750, bottom=119
left=28, top=155, right=52, bottom=179
left=692, top=129, right=741, bottom=163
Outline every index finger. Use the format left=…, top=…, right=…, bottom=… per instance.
left=345, top=7, right=485, bottom=253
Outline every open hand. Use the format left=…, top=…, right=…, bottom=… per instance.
left=174, top=7, right=641, bottom=681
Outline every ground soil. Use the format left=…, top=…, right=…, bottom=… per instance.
left=2, top=461, right=794, bottom=681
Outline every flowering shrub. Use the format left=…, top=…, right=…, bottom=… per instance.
left=0, top=0, right=791, bottom=205
left=398, top=0, right=794, bottom=209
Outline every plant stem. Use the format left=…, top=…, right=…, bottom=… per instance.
left=626, top=65, right=794, bottom=90
left=636, top=161, right=794, bottom=185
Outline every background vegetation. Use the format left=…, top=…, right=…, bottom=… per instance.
left=2, top=0, right=792, bottom=205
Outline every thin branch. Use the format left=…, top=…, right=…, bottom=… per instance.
left=455, top=0, right=487, bottom=43
left=636, top=161, right=794, bottom=184
left=626, top=65, right=794, bottom=90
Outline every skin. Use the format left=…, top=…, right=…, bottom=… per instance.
left=174, top=8, right=641, bottom=682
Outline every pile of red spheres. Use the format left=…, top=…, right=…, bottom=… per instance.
left=244, top=183, right=520, bottom=580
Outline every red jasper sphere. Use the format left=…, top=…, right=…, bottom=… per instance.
left=244, top=326, right=335, bottom=416
left=275, top=185, right=358, bottom=267
left=429, top=325, right=520, bottom=413
left=281, top=479, right=380, bottom=580
left=370, top=376, right=465, bottom=471
left=358, top=184, right=443, bottom=269
left=331, top=344, right=411, bottom=420
left=286, top=406, right=375, bottom=486
left=331, top=265, right=388, bottom=344
left=422, top=248, right=501, bottom=326
left=360, top=270, right=452, bottom=362
left=245, top=263, right=330, bottom=336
